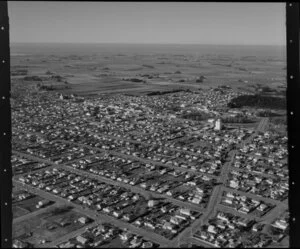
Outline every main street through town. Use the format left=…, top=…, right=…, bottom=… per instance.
left=173, top=117, right=277, bottom=247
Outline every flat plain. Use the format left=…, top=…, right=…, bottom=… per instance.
left=11, top=43, right=286, bottom=96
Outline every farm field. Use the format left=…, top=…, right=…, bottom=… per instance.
left=10, top=43, right=286, bottom=96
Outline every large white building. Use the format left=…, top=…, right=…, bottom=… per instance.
left=214, top=118, right=222, bottom=130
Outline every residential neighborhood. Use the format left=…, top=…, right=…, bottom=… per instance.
left=11, top=85, right=288, bottom=248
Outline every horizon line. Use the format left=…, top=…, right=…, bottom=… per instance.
left=10, top=41, right=286, bottom=47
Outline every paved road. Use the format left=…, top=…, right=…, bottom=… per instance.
left=262, top=202, right=289, bottom=224
left=257, top=118, right=269, bottom=133
left=63, top=165, right=205, bottom=213
left=215, top=204, right=260, bottom=221
left=227, top=166, right=280, bottom=180
left=12, top=150, right=103, bottom=176
left=192, top=152, right=237, bottom=226
left=14, top=127, right=219, bottom=180
left=14, top=148, right=206, bottom=213
left=12, top=150, right=104, bottom=177
left=221, top=186, right=285, bottom=207
left=13, top=150, right=58, bottom=168
left=88, top=130, right=214, bottom=159
left=220, top=151, right=237, bottom=184
left=174, top=184, right=223, bottom=247
left=175, top=117, right=276, bottom=246
left=13, top=202, right=59, bottom=224
left=184, top=236, right=217, bottom=248
left=56, top=139, right=219, bottom=180
left=13, top=180, right=172, bottom=248
left=216, top=202, right=288, bottom=226
left=18, top=124, right=212, bottom=160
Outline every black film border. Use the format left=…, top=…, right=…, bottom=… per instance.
left=0, top=1, right=12, bottom=248
left=0, top=1, right=299, bottom=248
left=286, top=2, right=300, bottom=248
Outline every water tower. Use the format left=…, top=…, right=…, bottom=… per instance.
left=214, top=118, right=222, bottom=130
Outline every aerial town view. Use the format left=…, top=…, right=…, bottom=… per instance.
left=9, top=2, right=288, bottom=248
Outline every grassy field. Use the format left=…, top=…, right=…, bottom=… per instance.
left=12, top=187, right=55, bottom=219
left=13, top=196, right=44, bottom=217
left=13, top=205, right=93, bottom=247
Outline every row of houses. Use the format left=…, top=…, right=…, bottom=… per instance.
left=220, top=191, right=274, bottom=217
left=58, top=223, right=158, bottom=248
left=227, top=170, right=288, bottom=201
left=17, top=167, right=200, bottom=240
left=193, top=211, right=279, bottom=248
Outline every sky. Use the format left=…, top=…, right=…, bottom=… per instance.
left=8, top=2, right=286, bottom=46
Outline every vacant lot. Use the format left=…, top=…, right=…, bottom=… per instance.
left=13, top=205, right=93, bottom=247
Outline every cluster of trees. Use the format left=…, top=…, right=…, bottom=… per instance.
left=257, top=110, right=281, bottom=117
left=51, top=206, right=72, bottom=215
left=90, top=106, right=100, bottom=117
left=147, top=89, right=192, bottom=96
left=123, top=78, right=146, bottom=83
left=138, top=73, right=158, bottom=79
left=167, top=105, right=181, bottom=112
left=10, top=90, right=22, bottom=100
left=36, top=84, right=55, bottom=91
left=11, top=69, right=28, bottom=76
left=181, top=111, right=211, bottom=121
left=24, top=74, right=67, bottom=84
left=51, top=75, right=64, bottom=82
left=23, top=75, right=43, bottom=81
left=218, top=85, right=232, bottom=90
left=259, top=86, right=275, bottom=93
left=142, top=64, right=155, bottom=69
left=228, top=94, right=286, bottom=110
left=196, top=75, right=206, bottom=83
left=270, top=117, right=287, bottom=126
left=45, top=70, right=54, bottom=75
left=36, top=83, right=70, bottom=91
left=106, top=107, right=116, bottom=115
left=222, top=116, right=256, bottom=123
